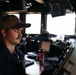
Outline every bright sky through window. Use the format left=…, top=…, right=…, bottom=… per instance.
left=26, top=14, right=41, bottom=34
left=47, top=12, right=75, bottom=35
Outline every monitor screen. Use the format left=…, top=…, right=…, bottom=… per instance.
left=40, top=41, right=51, bottom=52
left=25, top=13, right=41, bottom=34
left=46, top=12, right=75, bottom=35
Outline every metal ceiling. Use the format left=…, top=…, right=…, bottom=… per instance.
left=0, top=0, right=75, bottom=14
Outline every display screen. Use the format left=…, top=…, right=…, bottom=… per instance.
left=40, top=41, right=51, bottom=52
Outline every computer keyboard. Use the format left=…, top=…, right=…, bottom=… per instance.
left=25, top=60, right=34, bottom=67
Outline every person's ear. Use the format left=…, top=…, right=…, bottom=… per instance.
left=1, top=29, right=7, bottom=36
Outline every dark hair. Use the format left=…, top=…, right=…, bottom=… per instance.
left=0, top=29, right=9, bottom=41
left=0, top=32, right=2, bottom=41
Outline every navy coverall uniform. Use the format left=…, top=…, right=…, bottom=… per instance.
left=0, top=41, right=26, bottom=75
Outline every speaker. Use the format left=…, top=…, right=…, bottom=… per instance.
left=70, top=0, right=76, bottom=13
left=51, top=3, right=66, bottom=17
left=9, top=0, right=26, bottom=11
